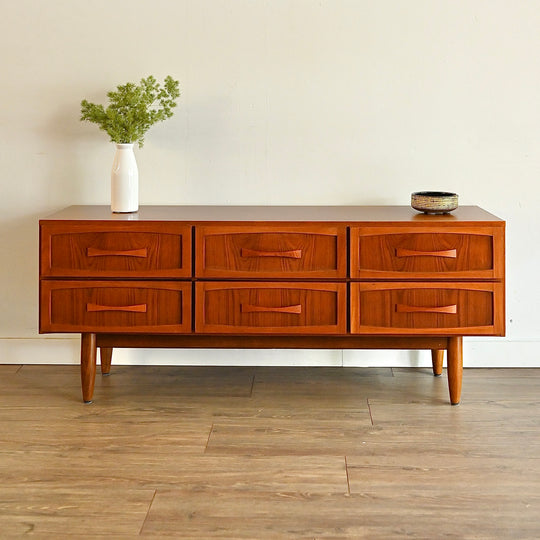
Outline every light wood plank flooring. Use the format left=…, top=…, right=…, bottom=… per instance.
left=0, top=364, right=539, bottom=538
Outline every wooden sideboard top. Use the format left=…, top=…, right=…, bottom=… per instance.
left=42, top=205, right=504, bottom=224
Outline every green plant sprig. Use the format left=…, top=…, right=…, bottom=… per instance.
left=80, top=75, right=180, bottom=148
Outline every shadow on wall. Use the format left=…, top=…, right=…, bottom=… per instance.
left=42, top=103, right=111, bottom=206
left=0, top=213, right=44, bottom=337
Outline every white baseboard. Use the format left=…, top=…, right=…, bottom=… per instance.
left=0, top=337, right=538, bottom=368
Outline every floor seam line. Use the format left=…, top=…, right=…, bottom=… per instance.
left=138, top=489, right=157, bottom=536
left=367, top=398, right=374, bottom=426
left=345, top=455, right=351, bottom=495
left=204, top=423, right=215, bottom=453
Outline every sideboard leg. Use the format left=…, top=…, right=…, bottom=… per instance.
left=431, top=349, right=444, bottom=377
left=447, top=336, right=463, bottom=405
left=81, top=333, right=97, bottom=404
left=100, top=347, right=113, bottom=376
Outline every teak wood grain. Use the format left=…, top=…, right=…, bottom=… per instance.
left=95, top=334, right=449, bottom=350
left=350, top=225, right=504, bottom=280
left=195, top=224, right=347, bottom=278
left=40, top=221, right=191, bottom=278
left=40, top=280, right=192, bottom=334
left=40, top=204, right=504, bottom=223
left=351, top=281, right=505, bottom=335
left=431, top=349, right=444, bottom=376
left=195, top=281, right=347, bottom=334
left=38, top=205, right=506, bottom=405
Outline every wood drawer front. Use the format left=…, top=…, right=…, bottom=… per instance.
left=195, top=225, right=347, bottom=278
left=40, top=281, right=192, bottom=333
left=40, top=222, right=191, bottom=278
left=351, top=282, right=504, bottom=335
left=350, top=227, right=504, bottom=279
left=196, top=282, right=347, bottom=334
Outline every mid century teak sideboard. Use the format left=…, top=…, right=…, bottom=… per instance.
left=39, top=205, right=505, bottom=405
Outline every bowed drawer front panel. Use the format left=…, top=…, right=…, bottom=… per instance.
left=196, top=281, right=347, bottom=334
left=351, top=282, right=504, bottom=335
left=195, top=225, right=347, bottom=278
left=40, top=281, right=192, bottom=333
left=38, top=205, right=505, bottom=405
left=350, top=226, right=504, bottom=280
left=40, top=222, right=191, bottom=278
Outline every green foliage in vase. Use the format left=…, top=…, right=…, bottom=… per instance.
left=80, top=76, right=180, bottom=147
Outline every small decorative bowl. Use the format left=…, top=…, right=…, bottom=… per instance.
left=411, top=191, right=458, bottom=214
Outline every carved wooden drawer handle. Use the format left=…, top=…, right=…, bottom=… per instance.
left=241, top=304, right=302, bottom=314
left=86, top=303, right=148, bottom=313
left=87, top=247, right=148, bottom=258
left=396, top=304, right=457, bottom=314
left=396, top=248, right=457, bottom=259
left=241, top=248, right=302, bottom=259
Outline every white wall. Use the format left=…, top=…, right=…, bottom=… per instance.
left=1, top=0, right=539, bottom=367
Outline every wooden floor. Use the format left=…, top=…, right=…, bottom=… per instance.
left=0, top=364, right=539, bottom=539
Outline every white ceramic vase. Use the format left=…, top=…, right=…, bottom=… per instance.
left=111, top=143, right=139, bottom=213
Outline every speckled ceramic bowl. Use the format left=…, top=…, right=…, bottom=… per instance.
left=411, top=191, right=458, bottom=214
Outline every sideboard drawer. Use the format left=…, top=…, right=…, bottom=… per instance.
left=351, top=282, right=505, bottom=335
left=350, top=227, right=504, bottom=279
left=40, top=222, right=192, bottom=278
left=196, top=282, right=347, bottom=334
left=40, top=281, right=192, bottom=333
left=195, top=225, right=347, bottom=278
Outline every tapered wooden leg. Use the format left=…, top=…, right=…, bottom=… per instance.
left=100, top=347, right=113, bottom=375
left=447, top=336, right=463, bottom=405
left=81, top=333, right=97, bottom=404
left=431, top=349, right=444, bottom=377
